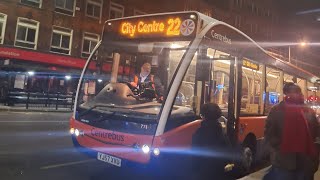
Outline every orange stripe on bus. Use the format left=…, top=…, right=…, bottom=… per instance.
left=154, top=120, right=202, bottom=149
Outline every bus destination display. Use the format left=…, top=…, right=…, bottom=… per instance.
left=243, top=59, right=259, bottom=71
left=106, top=13, right=198, bottom=40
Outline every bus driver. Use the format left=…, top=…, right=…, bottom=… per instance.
left=130, top=63, right=164, bottom=101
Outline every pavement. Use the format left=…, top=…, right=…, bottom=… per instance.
left=240, top=164, right=320, bottom=180
left=0, top=104, right=73, bottom=112
left=238, top=167, right=270, bottom=180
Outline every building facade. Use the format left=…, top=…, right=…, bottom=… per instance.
left=0, top=0, right=314, bottom=98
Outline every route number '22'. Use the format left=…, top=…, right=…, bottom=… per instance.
left=167, top=18, right=181, bottom=36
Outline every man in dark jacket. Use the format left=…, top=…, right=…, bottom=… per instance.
left=192, top=103, right=232, bottom=180
left=264, top=83, right=320, bottom=180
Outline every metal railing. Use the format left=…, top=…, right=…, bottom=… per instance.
left=6, top=91, right=75, bottom=110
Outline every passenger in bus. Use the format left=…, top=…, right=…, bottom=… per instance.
left=264, top=83, right=320, bottom=180
left=191, top=103, right=232, bottom=180
left=130, top=62, right=164, bottom=101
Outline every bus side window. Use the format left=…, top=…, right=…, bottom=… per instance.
left=207, top=49, right=233, bottom=115
left=173, top=54, right=197, bottom=111
left=265, top=67, right=282, bottom=114
left=241, top=61, right=264, bottom=115
left=297, top=78, right=307, bottom=100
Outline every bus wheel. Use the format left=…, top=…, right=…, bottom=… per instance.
left=240, top=146, right=253, bottom=173
left=238, top=134, right=256, bottom=174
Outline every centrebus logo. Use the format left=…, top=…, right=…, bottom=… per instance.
left=211, top=30, right=232, bottom=45
left=91, top=128, right=124, bottom=142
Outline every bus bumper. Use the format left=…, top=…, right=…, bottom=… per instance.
left=71, top=135, right=155, bottom=170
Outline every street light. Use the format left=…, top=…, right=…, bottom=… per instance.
left=288, top=41, right=307, bottom=64
left=300, top=41, right=306, bottom=47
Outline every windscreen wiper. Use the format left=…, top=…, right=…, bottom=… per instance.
left=77, top=104, right=117, bottom=118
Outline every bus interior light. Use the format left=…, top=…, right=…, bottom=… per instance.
left=190, top=14, right=196, bottom=19
left=98, top=79, right=103, bottom=83
left=142, top=144, right=150, bottom=154
left=138, top=43, right=154, bottom=53
left=170, top=43, right=183, bottom=49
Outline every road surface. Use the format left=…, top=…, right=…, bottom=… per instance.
left=0, top=112, right=147, bottom=180
left=0, top=111, right=271, bottom=180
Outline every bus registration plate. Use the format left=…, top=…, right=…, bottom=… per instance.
left=97, top=152, right=121, bottom=167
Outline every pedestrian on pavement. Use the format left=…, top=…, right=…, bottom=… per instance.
left=0, top=80, right=9, bottom=105
left=191, top=103, right=233, bottom=180
left=264, top=82, right=320, bottom=180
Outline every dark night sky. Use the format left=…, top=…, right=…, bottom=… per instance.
left=275, top=0, right=320, bottom=68
left=277, top=0, right=320, bottom=12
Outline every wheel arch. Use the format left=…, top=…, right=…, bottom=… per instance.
left=242, top=132, right=257, bottom=154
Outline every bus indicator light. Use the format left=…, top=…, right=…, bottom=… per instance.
left=70, top=128, right=75, bottom=134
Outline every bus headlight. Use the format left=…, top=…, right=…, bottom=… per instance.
left=153, top=148, right=160, bottom=156
left=142, top=144, right=150, bottom=154
left=74, top=129, right=80, bottom=137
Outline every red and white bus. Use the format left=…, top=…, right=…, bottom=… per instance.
left=69, top=11, right=319, bottom=172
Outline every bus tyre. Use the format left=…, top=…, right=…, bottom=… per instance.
left=240, top=146, right=253, bottom=173
left=236, top=133, right=257, bottom=175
